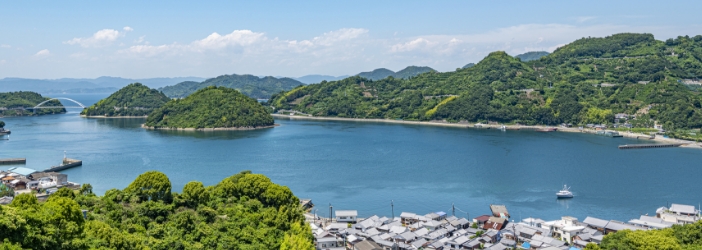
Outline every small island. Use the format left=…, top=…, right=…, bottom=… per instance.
left=81, top=83, right=171, bottom=117
left=144, top=86, right=275, bottom=130
left=0, top=91, right=66, bottom=116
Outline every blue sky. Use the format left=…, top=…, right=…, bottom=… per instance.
left=1, top=1, right=701, bottom=79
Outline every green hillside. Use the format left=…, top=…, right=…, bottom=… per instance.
left=146, top=86, right=274, bottom=129
left=0, top=91, right=65, bottom=116
left=515, top=51, right=550, bottom=61
left=356, top=66, right=436, bottom=80
left=0, top=171, right=313, bottom=250
left=81, top=83, right=171, bottom=117
left=159, top=74, right=302, bottom=99
left=270, top=33, right=702, bottom=138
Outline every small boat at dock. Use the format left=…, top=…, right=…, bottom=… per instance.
left=557, top=185, right=573, bottom=199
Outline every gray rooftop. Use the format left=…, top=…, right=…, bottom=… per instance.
left=670, top=204, right=698, bottom=214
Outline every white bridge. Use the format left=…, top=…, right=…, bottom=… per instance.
left=33, top=98, right=86, bottom=109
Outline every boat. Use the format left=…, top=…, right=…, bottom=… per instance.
left=556, top=185, right=573, bottom=199
left=499, top=125, right=506, bottom=131
left=0, top=128, right=10, bottom=135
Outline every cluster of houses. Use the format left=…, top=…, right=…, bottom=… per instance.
left=0, top=167, right=73, bottom=204
left=308, top=203, right=701, bottom=250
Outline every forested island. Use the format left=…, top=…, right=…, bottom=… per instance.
left=145, top=86, right=274, bottom=129
left=0, top=171, right=313, bottom=249
left=80, top=83, right=171, bottom=117
left=159, top=74, right=303, bottom=99
left=0, top=91, right=65, bottom=116
left=270, top=33, right=702, bottom=139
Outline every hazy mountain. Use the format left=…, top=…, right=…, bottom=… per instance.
left=462, top=63, right=476, bottom=69
left=515, top=51, right=550, bottom=62
left=294, top=75, right=350, bottom=84
left=159, top=74, right=303, bottom=99
left=356, top=66, right=435, bottom=81
left=0, top=76, right=207, bottom=94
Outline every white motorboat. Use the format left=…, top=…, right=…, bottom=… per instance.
left=556, top=185, right=573, bottom=198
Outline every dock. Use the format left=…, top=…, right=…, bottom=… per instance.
left=42, top=158, right=82, bottom=172
left=0, top=158, right=26, bottom=165
left=618, top=143, right=684, bottom=149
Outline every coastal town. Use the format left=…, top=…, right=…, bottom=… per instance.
left=305, top=201, right=701, bottom=250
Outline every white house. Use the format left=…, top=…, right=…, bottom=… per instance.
left=335, top=210, right=358, bottom=223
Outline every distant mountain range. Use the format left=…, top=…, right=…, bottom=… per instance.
left=293, top=75, right=350, bottom=84
left=356, top=66, right=436, bottom=81
left=0, top=76, right=207, bottom=94
left=159, top=74, right=303, bottom=99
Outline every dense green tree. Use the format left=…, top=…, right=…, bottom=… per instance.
left=123, top=171, right=172, bottom=202
left=0, top=170, right=312, bottom=249
left=0, top=121, right=5, bottom=128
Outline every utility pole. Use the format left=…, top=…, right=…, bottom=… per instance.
left=391, top=200, right=394, bottom=220
left=452, top=203, right=455, bottom=217
left=329, top=203, right=333, bottom=224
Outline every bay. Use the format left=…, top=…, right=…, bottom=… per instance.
left=1, top=93, right=700, bottom=222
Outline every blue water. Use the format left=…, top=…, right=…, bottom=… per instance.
left=1, top=93, right=701, bottom=222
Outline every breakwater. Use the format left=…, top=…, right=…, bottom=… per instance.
left=42, top=158, right=82, bottom=172
left=618, top=143, right=684, bottom=149
left=0, top=158, right=26, bottom=165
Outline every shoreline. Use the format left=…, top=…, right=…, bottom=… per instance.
left=141, top=123, right=278, bottom=131
left=272, top=114, right=701, bottom=148
left=81, top=115, right=148, bottom=118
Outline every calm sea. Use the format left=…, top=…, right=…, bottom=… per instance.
left=1, top=93, right=700, bottom=222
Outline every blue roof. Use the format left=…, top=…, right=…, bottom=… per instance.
left=9, top=167, right=38, bottom=176
left=522, top=242, right=531, bottom=248
left=569, top=247, right=581, bottom=250
left=436, top=211, right=447, bottom=216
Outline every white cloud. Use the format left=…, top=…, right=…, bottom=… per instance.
left=390, top=38, right=435, bottom=52
left=191, top=30, right=265, bottom=50
left=0, top=44, right=10, bottom=48
left=0, top=60, right=6, bottom=64
left=123, top=26, right=133, bottom=32
left=65, top=29, right=124, bottom=47
left=35, top=49, right=50, bottom=56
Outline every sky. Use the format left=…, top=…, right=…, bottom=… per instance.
left=1, top=1, right=701, bottom=79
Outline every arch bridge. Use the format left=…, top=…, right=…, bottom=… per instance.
left=33, top=98, right=86, bottom=109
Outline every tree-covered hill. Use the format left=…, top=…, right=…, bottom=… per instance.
left=270, top=33, right=702, bottom=136
left=515, top=51, right=550, bottom=61
left=0, top=171, right=313, bottom=250
left=159, top=74, right=303, bottom=99
left=0, top=91, right=65, bottom=116
left=584, top=221, right=702, bottom=250
left=146, top=86, right=274, bottom=129
left=356, top=66, right=436, bottom=80
left=80, top=83, right=171, bottom=117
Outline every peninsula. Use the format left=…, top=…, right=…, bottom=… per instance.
left=80, top=83, right=171, bottom=117
left=0, top=91, right=66, bottom=116
left=269, top=33, right=702, bottom=141
left=144, top=86, right=275, bottom=130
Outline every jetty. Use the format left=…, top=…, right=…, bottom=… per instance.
left=618, top=143, right=684, bottom=149
left=0, top=158, right=26, bottom=165
left=42, top=158, right=82, bottom=172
